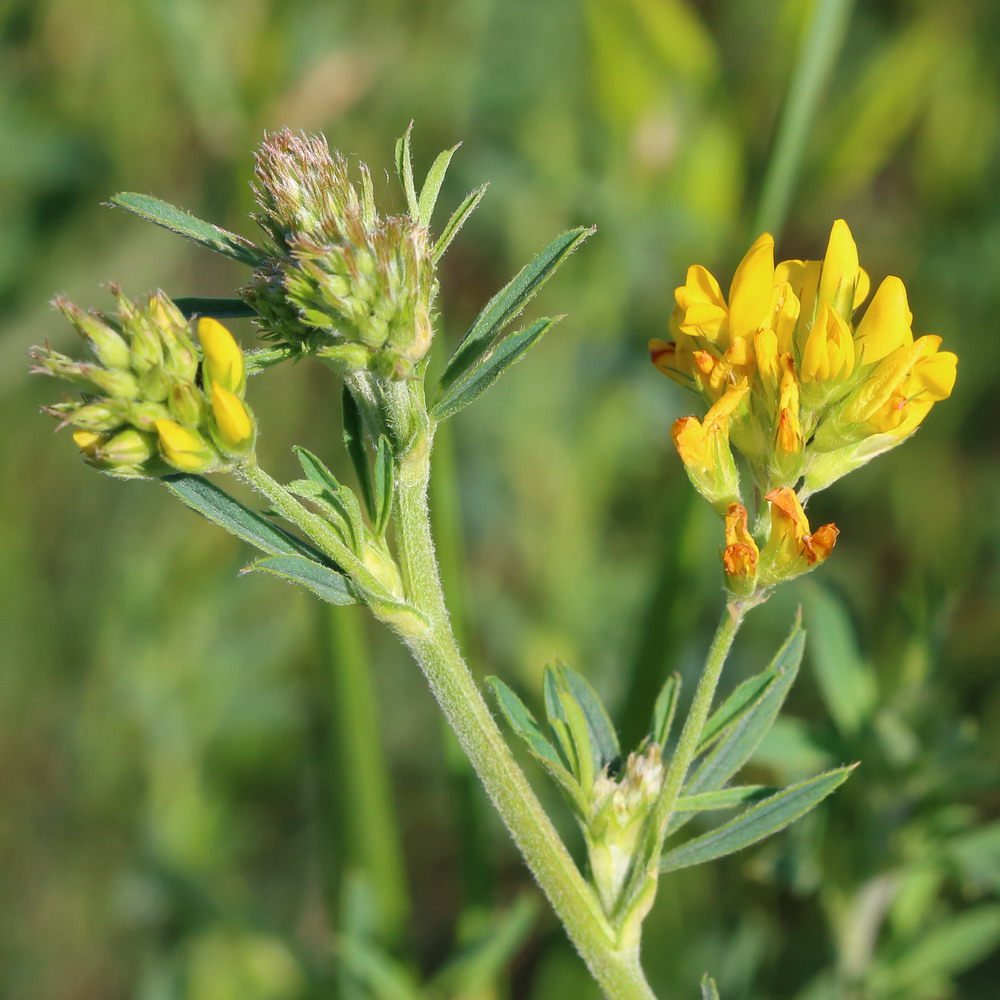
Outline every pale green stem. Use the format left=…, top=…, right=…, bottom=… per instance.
left=752, top=0, right=855, bottom=239
left=385, top=439, right=658, bottom=1000
left=651, top=598, right=749, bottom=844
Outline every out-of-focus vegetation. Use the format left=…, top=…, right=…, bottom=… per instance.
left=3, top=1, right=1000, bottom=997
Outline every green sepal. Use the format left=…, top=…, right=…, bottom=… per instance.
left=437, top=226, right=593, bottom=394
left=651, top=673, right=680, bottom=748
left=431, top=316, right=562, bottom=421
left=675, top=786, right=774, bottom=814
left=417, top=142, right=461, bottom=231
left=109, top=193, right=265, bottom=266
left=394, top=122, right=419, bottom=221
left=244, top=345, right=297, bottom=375
left=433, top=183, right=488, bottom=262
left=173, top=297, right=257, bottom=319
left=660, top=765, right=855, bottom=873
left=343, top=385, right=377, bottom=520
left=162, top=473, right=328, bottom=563
left=243, top=553, right=358, bottom=605
left=487, top=677, right=587, bottom=813
left=373, top=435, right=394, bottom=538
left=701, top=975, right=721, bottom=1000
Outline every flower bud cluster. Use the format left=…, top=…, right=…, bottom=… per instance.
left=586, top=744, right=665, bottom=914
left=242, top=129, right=437, bottom=379
left=33, top=290, right=255, bottom=477
left=651, top=221, right=957, bottom=590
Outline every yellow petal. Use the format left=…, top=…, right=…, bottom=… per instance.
left=801, top=303, right=854, bottom=382
left=818, top=219, right=859, bottom=319
left=155, top=418, right=217, bottom=473
left=728, top=233, right=775, bottom=342
left=854, top=267, right=870, bottom=310
left=769, top=282, right=800, bottom=354
left=211, top=382, right=255, bottom=450
left=754, top=328, right=779, bottom=383
left=675, top=265, right=728, bottom=341
left=73, top=430, right=103, bottom=456
left=198, top=317, right=245, bottom=394
left=776, top=258, right=821, bottom=328
left=911, top=350, right=957, bottom=401
left=854, top=276, right=913, bottom=364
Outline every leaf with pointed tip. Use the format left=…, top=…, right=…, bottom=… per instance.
left=373, top=436, right=394, bottom=537
left=337, top=935, right=421, bottom=1000
left=162, top=473, right=326, bottom=562
left=686, top=622, right=805, bottom=797
left=701, top=975, right=721, bottom=1000
left=652, top=673, right=680, bottom=748
left=109, top=193, right=264, bottom=266
left=698, top=668, right=779, bottom=755
left=244, top=345, right=296, bottom=375
left=554, top=663, right=620, bottom=771
left=433, top=183, right=488, bottom=262
left=244, top=554, right=357, bottom=605
left=173, top=297, right=256, bottom=319
left=394, top=122, right=418, bottom=220
left=293, top=446, right=364, bottom=554
left=660, top=766, right=854, bottom=873
left=342, top=386, right=376, bottom=520
left=417, top=143, right=461, bottom=230
left=487, top=677, right=585, bottom=811
left=675, top=786, right=774, bottom=814
left=438, top=226, right=593, bottom=393
left=543, top=668, right=594, bottom=790
left=431, top=316, right=562, bottom=421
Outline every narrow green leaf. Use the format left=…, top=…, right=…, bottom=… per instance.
left=163, top=473, right=325, bottom=561
left=652, top=673, right=681, bottom=747
left=417, top=142, right=461, bottom=230
left=543, top=668, right=587, bottom=784
left=173, top=296, right=256, bottom=319
left=701, top=975, right=721, bottom=1000
left=244, top=554, right=358, bottom=605
left=285, top=480, right=355, bottom=552
left=438, top=226, right=593, bottom=393
left=685, top=622, right=805, bottom=797
left=698, top=669, right=778, bottom=754
left=676, top=786, right=774, bottom=813
left=374, top=436, right=394, bottom=537
left=487, top=677, right=568, bottom=775
left=393, top=122, right=418, bottom=220
left=293, top=446, right=365, bottom=554
left=660, top=766, right=854, bottom=873
left=552, top=663, right=620, bottom=770
left=342, top=385, right=376, bottom=519
left=431, top=316, right=562, bottom=421
left=433, top=183, right=488, bottom=262
left=109, top=192, right=264, bottom=266
left=803, top=581, right=878, bottom=736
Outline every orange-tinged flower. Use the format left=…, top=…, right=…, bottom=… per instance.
left=722, top=503, right=759, bottom=593
left=760, top=488, right=838, bottom=585
left=776, top=361, right=803, bottom=456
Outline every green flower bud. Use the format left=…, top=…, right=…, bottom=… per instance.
left=168, top=381, right=206, bottom=427
left=52, top=296, right=132, bottom=370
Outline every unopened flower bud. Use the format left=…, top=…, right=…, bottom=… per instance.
left=198, top=318, right=246, bottom=394
left=758, top=488, right=838, bottom=587
left=208, top=383, right=255, bottom=456
left=155, top=419, right=219, bottom=474
left=722, top=503, right=759, bottom=596
left=168, top=381, right=206, bottom=427
left=53, top=297, right=131, bottom=370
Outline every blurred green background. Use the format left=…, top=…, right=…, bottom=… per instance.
left=3, top=0, right=1000, bottom=997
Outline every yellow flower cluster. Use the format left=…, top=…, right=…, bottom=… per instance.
left=651, top=221, right=957, bottom=591
left=34, top=291, right=255, bottom=477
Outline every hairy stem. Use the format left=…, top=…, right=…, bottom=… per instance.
left=383, top=434, right=658, bottom=1000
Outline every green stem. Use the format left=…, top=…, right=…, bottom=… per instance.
left=386, top=437, right=658, bottom=1000
left=652, top=598, right=749, bottom=843
left=752, top=0, right=855, bottom=239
